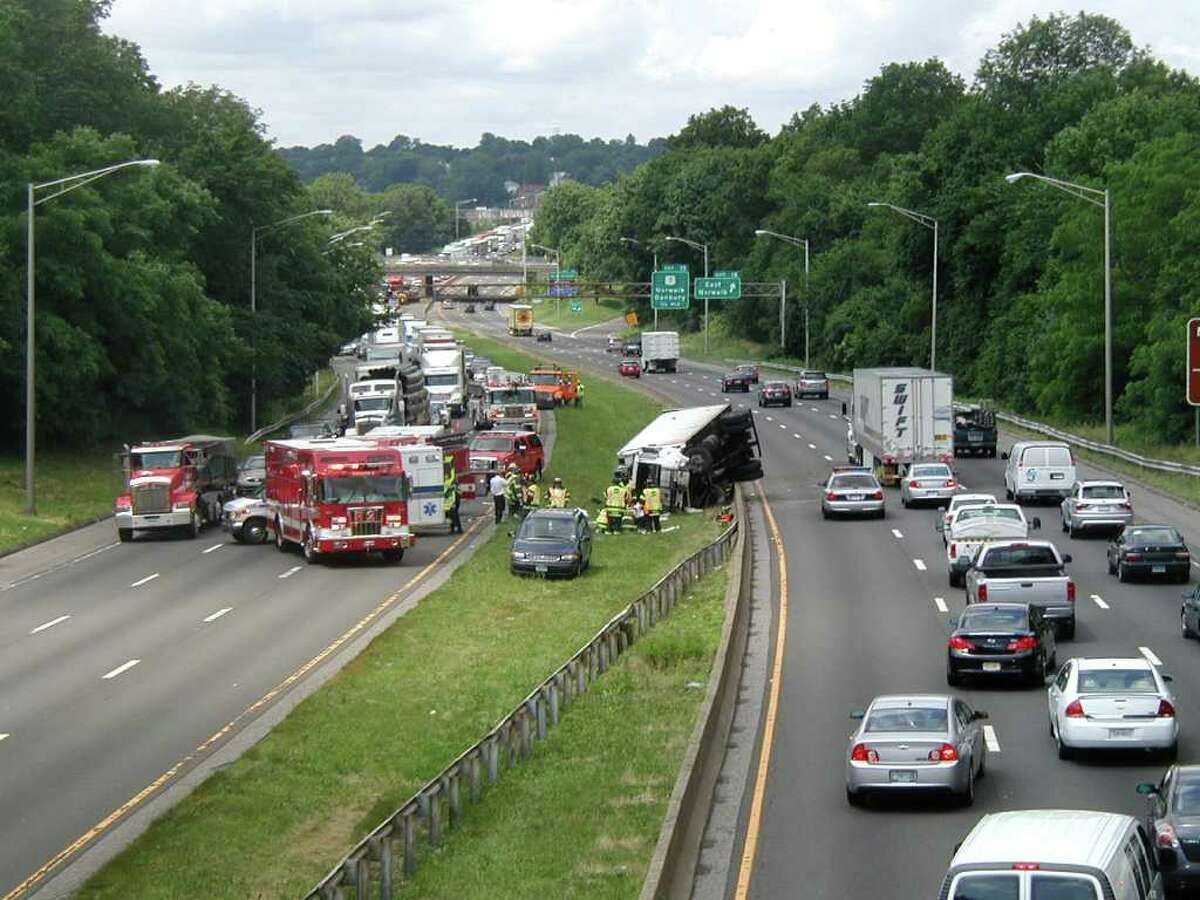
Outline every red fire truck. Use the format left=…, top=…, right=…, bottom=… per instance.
left=265, top=438, right=415, bottom=563
left=114, top=435, right=238, bottom=541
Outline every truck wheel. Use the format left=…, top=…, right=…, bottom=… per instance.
left=118, top=528, right=133, bottom=543
left=303, top=528, right=319, bottom=563
left=243, top=519, right=268, bottom=544
left=187, top=509, right=201, bottom=539
left=274, top=519, right=290, bottom=552
left=383, top=549, right=405, bottom=564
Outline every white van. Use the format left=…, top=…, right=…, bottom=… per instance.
left=939, top=810, right=1163, bottom=900
left=1003, top=441, right=1077, bottom=503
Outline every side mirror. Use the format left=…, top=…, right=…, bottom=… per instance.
left=1000, top=451, right=1010, bottom=460
left=1163, top=674, right=1175, bottom=683
left=849, top=709, right=865, bottom=720
left=973, top=710, right=989, bottom=721
left=1136, top=782, right=1159, bottom=796
left=1031, top=516, right=1042, bottom=530
left=1062, top=554, right=1073, bottom=564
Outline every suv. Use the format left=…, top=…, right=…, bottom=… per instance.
left=468, top=431, right=545, bottom=478
left=795, top=370, right=830, bottom=399
left=606, top=337, right=623, bottom=353
left=510, top=508, right=593, bottom=578
left=721, top=370, right=754, bottom=392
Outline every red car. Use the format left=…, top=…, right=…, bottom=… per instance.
left=618, top=359, right=641, bottom=378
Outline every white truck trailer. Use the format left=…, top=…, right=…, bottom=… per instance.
left=640, top=331, right=680, bottom=373
left=846, top=367, right=954, bottom=486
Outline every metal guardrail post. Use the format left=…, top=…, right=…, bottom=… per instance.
left=354, top=857, right=369, bottom=897
left=379, top=836, right=393, bottom=900
left=518, top=708, right=532, bottom=759
left=403, top=810, right=417, bottom=876
left=535, top=694, right=548, bottom=740
left=469, top=750, right=482, bottom=801
left=448, top=771, right=463, bottom=825
left=486, top=736, right=499, bottom=784
left=549, top=681, right=560, bottom=727
left=428, top=785, right=442, bottom=848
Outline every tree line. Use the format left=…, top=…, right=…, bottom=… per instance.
left=0, top=0, right=379, bottom=450
left=531, top=13, right=1200, bottom=441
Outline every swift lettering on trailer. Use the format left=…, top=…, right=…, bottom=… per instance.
left=892, top=384, right=909, bottom=439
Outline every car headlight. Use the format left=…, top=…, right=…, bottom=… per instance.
left=512, top=551, right=528, bottom=560
left=560, top=553, right=579, bottom=561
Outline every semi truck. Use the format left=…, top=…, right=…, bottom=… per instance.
left=114, top=435, right=239, bottom=541
left=265, top=437, right=415, bottom=564
left=846, top=367, right=954, bottom=486
left=640, top=331, right=680, bottom=373
left=421, top=347, right=468, bottom=423
left=508, top=304, right=534, bottom=336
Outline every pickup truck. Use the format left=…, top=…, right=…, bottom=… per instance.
left=953, top=405, right=998, bottom=458
left=944, top=504, right=1039, bottom=587
left=964, top=540, right=1076, bottom=639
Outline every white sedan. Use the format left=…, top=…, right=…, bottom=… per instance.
left=1047, top=657, right=1177, bottom=760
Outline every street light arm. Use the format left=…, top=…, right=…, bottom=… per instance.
left=1004, top=172, right=1105, bottom=208
left=254, top=208, right=334, bottom=237
left=665, top=235, right=707, bottom=253
left=867, top=202, right=936, bottom=230
left=755, top=229, right=808, bottom=249
left=33, top=159, right=161, bottom=207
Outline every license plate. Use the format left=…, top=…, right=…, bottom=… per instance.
left=535, top=565, right=548, bottom=574
left=848, top=494, right=864, bottom=501
left=1109, top=728, right=1134, bottom=738
left=889, top=770, right=917, bottom=783
left=982, top=662, right=1002, bottom=672
left=1152, top=565, right=1166, bottom=574
left=1050, top=472, right=1064, bottom=480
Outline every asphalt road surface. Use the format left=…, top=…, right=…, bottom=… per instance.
left=447, top=300, right=1200, bottom=898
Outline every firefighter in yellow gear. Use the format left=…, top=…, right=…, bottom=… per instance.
left=443, top=461, right=463, bottom=534
left=574, top=380, right=584, bottom=407
left=524, top=475, right=542, bottom=508
left=641, top=483, right=663, bottom=533
left=505, top=465, right=524, bottom=518
left=603, top=481, right=627, bottom=534
left=547, top=477, right=570, bottom=508
left=595, top=508, right=610, bottom=531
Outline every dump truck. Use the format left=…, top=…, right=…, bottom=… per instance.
left=114, top=436, right=238, bottom=541
left=508, top=304, right=534, bottom=336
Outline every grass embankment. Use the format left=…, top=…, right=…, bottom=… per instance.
left=531, top=295, right=626, bottom=329
left=0, top=453, right=123, bottom=554
left=79, top=334, right=726, bottom=899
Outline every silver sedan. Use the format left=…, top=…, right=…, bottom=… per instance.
left=1060, top=480, right=1133, bottom=537
left=900, top=462, right=958, bottom=508
left=821, top=469, right=885, bottom=519
left=845, top=694, right=988, bottom=807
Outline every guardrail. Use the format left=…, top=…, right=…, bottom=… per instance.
left=303, top=512, right=741, bottom=900
left=735, top=358, right=1200, bottom=479
left=244, top=376, right=340, bottom=445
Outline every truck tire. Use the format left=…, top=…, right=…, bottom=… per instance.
left=242, top=519, right=268, bottom=544
left=187, top=509, right=201, bottom=539
left=118, top=528, right=133, bottom=543
left=275, top=518, right=290, bottom=552
left=383, top=549, right=405, bottom=564
left=303, top=528, right=320, bottom=563
left=719, top=410, right=753, bottom=434
left=730, top=460, right=764, bottom=482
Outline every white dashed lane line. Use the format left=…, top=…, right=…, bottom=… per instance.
left=823, top=454, right=833, bottom=462
left=0, top=733, right=8, bottom=744
left=202, top=543, right=224, bottom=554
left=891, top=529, right=904, bottom=539
left=203, top=607, right=233, bottom=623
left=102, top=659, right=141, bottom=680
left=983, top=725, right=1001, bottom=752
left=829, top=413, right=838, bottom=419
left=1091, top=594, right=1110, bottom=610
left=793, top=433, right=802, bottom=440
left=808, top=443, right=816, bottom=450
left=279, top=566, right=303, bottom=580
left=811, top=407, right=820, bottom=413
left=933, top=596, right=949, bottom=613
left=130, top=573, right=159, bottom=588
left=1140, top=646, right=1163, bottom=667
left=30, top=615, right=70, bottom=635
left=765, top=416, right=774, bottom=422
left=913, top=559, right=928, bottom=571
left=779, top=424, right=787, bottom=430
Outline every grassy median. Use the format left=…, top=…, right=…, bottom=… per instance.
left=78, top=335, right=726, bottom=899
left=0, top=452, right=122, bottom=555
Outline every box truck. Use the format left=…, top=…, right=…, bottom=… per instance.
left=846, top=367, right=954, bottom=486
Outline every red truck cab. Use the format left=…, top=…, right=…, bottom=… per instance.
left=114, top=435, right=237, bottom=542
left=467, top=431, right=545, bottom=484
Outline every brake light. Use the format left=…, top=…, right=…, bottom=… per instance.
left=946, top=479, right=957, bottom=488
left=1125, top=552, right=1142, bottom=561
left=825, top=491, right=838, bottom=501
left=1074, top=502, right=1091, bottom=511
left=948, top=636, right=975, bottom=651
left=850, top=743, right=879, bottom=763
left=1067, top=581, right=1076, bottom=603
left=871, top=490, right=884, bottom=500
left=977, top=584, right=988, bottom=603
left=1118, top=502, right=1132, bottom=510
left=949, top=543, right=957, bottom=559
left=929, top=743, right=958, bottom=762
left=908, top=480, right=919, bottom=488
left=1158, top=823, right=1180, bottom=848
left=1007, top=635, right=1039, bottom=651
left=1158, top=700, right=1176, bottom=718
left=1177, top=551, right=1191, bottom=560
left=1065, top=699, right=1084, bottom=717
left=1012, top=863, right=1041, bottom=871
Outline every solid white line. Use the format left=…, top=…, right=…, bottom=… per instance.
left=913, top=558, right=928, bottom=571
left=130, top=573, right=159, bottom=588
left=891, top=528, right=904, bottom=539
left=983, top=725, right=1001, bottom=752
left=30, top=615, right=70, bottom=635
left=1091, top=594, right=1110, bottom=610
left=823, top=454, right=833, bottom=462
left=202, top=543, right=224, bottom=554
left=1140, top=646, right=1163, bottom=667
left=279, top=565, right=303, bottom=580
left=102, top=659, right=141, bottom=680
left=203, top=607, right=233, bottom=623
left=933, top=596, right=949, bottom=613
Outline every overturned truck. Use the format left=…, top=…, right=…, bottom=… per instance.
left=617, top=404, right=761, bottom=509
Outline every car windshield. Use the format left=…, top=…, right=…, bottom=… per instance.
left=831, top=475, right=877, bottom=490
left=912, top=465, right=951, bottom=478
left=952, top=874, right=1019, bottom=900
left=529, top=374, right=560, bottom=385
left=242, top=456, right=265, bottom=470
left=960, top=608, right=1028, bottom=631
left=354, top=398, right=391, bottom=411
left=737, top=366, right=755, bottom=373
left=489, top=389, right=536, bottom=404
left=865, top=706, right=947, bottom=733
left=801, top=371, right=826, bottom=379
left=1030, top=877, right=1098, bottom=900
left=319, top=475, right=408, bottom=503
left=764, top=382, right=788, bottom=390
left=1076, top=668, right=1158, bottom=693
left=471, top=437, right=516, bottom=452
left=518, top=517, right=578, bottom=541
left=292, top=424, right=331, bottom=436
left=132, top=450, right=182, bottom=469
left=1127, top=527, right=1181, bottom=544
left=1081, top=484, right=1125, bottom=499
left=952, top=496, right=995, bottom=510
left=424, top=374, right=460, bottom=387
left=956, top=507, right=1022, bottom=524
left=1173, top=778, right=1200, bottom=814
left=981, top=545, right=1057, bottom=565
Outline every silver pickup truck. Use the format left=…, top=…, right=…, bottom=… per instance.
left=964, top=540, right=1076, bottom=639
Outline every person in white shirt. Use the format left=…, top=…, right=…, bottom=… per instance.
left=489, top=471, right=508, bottom=523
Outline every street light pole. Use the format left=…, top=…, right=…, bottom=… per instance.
left=665, top=236, right=709, bottom=350
left=530, top=243, right=561, bottom=318
left=24, top=158, right=160, bottom=515
left=755, top=229, right=812, bottom=360
left=866, top=203, right=939, bottom=371
left=455, top=197, right=478, bottom=242
left=250, top=208, right=334, bottom=432
left=1005, top=172, right=1113, bottom=444
left=619, top=236, right=659, bottom=327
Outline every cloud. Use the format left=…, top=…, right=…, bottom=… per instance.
left=101, top=0, right=1199, bottom=148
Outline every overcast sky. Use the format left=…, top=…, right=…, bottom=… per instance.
left=101, top=1, right=1200, bottom=150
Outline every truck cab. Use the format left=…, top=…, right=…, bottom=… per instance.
left=485, top=382, right=539, bottom=430
left=468, top=431, right=544, bottom=480
left=114, top=436, right=238, bottom=541
left=527, top=368, right=579, bottom=408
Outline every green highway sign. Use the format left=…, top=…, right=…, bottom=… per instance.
left=549, top=269, right=578, bottom=280
left=662, top=263, right=688, bottom=273
left=569, top=301, right=583, bottom=313
left=651, top=268, right=690, bottom=310
left=694, top=271, right=742, bottom=300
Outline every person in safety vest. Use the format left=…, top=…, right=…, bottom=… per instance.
left=595, top=507, right=610, bottom=531
left=524, top=472, right=541, bottom=508
left=603, top=479, right=627, bottom=534
left=641, top=481, right=663, bottom=532
left=547, top=477, right=570, bottom=508
left=574, top=380, right=584, bottom=407
left=506, top=464, right=524, bottom=519
left=443, top=459, right=462, bottom=534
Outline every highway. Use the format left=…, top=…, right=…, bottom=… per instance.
left=446, top=300, right=1200, bottom=897
left=0, top=438, right=489, bottom=898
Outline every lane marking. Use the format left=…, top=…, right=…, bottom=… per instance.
left=0, top=734, right=7, bottom=744
left=102, top=659, right=141, bottom=680
left=778, top=424, right=786, bottom=430
left=983, top=725, right=1001, bottom=752
left=1140, top=646, right=1163, bottom=667
left=129, top=573, right=159, bottom=588
left=808, top=443, right=816, bottom=450
left=202, top=543, right=224, bottom=554
left=30, top=615, right=71, bottom=635
left=203, top=607, right=233, bottom=623
left=828, top=413, right=838, bottom=419
left=811, top=407, right=820, bottom=412
left=1091, top=594, right=1110, bottom=610
left=734, top=486, right=788, bottom=899
left=822, top=454, right=833, bottom=462
left=278, top=566, right=303, bottom=580
left=3, top=517, right=489, bottom=900
left=913, top=558, right=928, bottom=571
left=793, top=433, right=802, bottom=439
left=933, top=596, right=949, bottom=613
left=891, top=528, right=904, bottom=539
left=765, top=416, right=774, bottom=422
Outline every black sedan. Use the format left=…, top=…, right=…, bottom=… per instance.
left=946, top=602, right=1056, bottom=687
left=1108, top=524, right=1191, bottom=583
left=721, top=371, right=754, bottom=392
left=1138, top=766, right=1200, bottom=896
left=510, top=508, right=592, bottom=577
left=758, top=381, right=793, bottom=407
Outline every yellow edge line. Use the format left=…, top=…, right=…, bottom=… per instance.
left=4, top=520, right=484, bottom=900
left=733, top=483, right=788, bottom=899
